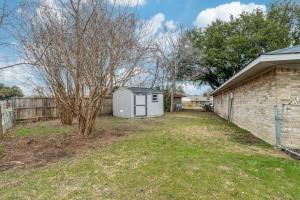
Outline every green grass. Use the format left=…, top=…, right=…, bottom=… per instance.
left=14, top=122, right=74, bottom=137
left=1, top=111, right=300, bottom=199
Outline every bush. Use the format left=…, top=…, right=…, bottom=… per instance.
left=164, top=93, right=171, bottom=112
left=203, top=102, right=213, bottom=112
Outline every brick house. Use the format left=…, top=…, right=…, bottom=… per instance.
left=211, top=46, right=300, bottom=148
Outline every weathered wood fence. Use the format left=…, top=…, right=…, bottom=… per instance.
left=99, top=96, right=113, bottom=116
left=0, top=101, right=14, bottom=134
left=0, top=96, right=112, bottom=135
left=12, top=97, right=58, bottom=122
left=12, top=96, right=112, bottom=122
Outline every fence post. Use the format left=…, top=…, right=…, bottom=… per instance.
left=0, top=106, right=3, bottom=142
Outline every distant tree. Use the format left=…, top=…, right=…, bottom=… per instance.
left=0, top=83, right=23, bottom=99
left=156, top=27, right=188, bottom=112
left=180, top=0, right=300, bottom=89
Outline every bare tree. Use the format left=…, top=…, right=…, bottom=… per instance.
left=156, top=27, right=187, bottom=112
left=0, top=0, right=7, bottom=27
left=15, top=0, right=150, bottom=136
left=0, top=0, right=30, bottom=70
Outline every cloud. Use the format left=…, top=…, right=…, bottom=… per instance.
left=108, top=0, right=146, bottom=7
left=1, top=65, right=37, bottom=96
left=179, top=82, right=210, bottom=95
left=143, top=13, right=180, bottom=41
left=147, top=13, right=166, bottom=36
left=165, top=20, right=177, bottom=31
left=194, top=1, right=266, bottom=28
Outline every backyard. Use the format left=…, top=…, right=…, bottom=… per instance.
left=0, top=111, right=300, bottom=199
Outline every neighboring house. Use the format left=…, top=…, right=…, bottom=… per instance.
left=113, top=87, right=164, bottom=118
left=211, top=46, right=300, bottom=148
left=182, top=95, right=212, bottom=110
left=168, top=93, right=186, bottom=111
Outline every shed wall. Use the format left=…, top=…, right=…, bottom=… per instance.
left=147, top=93, right=164, bottom=117
left=113, top=89, right=133, bottom=118
left=213, top=66, right=300, bottom=146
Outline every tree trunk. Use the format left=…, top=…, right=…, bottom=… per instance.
left=170, top=77, right=175, bottom=112
left=170, top=65, right=176, bottom=113
left=56, top=99, right=74, bottom=125
left=78, top=109, right=97, bottom=137
left=78, top=98, right=99, bottom=137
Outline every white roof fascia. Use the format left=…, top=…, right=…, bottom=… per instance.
left=210, top=53, right=300, bottom=96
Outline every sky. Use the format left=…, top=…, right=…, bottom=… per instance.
left=0, top=0, right=272, bottom=95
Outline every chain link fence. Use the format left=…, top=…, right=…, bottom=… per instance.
left=274, top=104, right=300, bottom=157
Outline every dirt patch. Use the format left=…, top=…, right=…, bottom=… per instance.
left=0, top=127, right=133, bottom=171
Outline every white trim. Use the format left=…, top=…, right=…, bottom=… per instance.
left=210, top=53, right=300, bottom=96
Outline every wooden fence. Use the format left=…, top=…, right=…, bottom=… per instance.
left=0, top=97, right=112, bottom=136
left=0, top=101, right=14, bottom=134
left=12, top=96, right=112, bottom=122
left=99, top=96, right=113, bottom=115
left=12, top=97, right=58, bottom=122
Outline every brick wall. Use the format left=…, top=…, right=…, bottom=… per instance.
left=213, top=65, right=300, bottom=147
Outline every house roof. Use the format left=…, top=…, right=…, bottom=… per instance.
left=210, top=46, right=300, bottom=96
left=174, top=94, right=186, bottom=98
left=128, top=87, right=164, bottom=94
left=265, top=45, right=300, bottom=55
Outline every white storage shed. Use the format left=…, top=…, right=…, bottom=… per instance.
left=113, top=87, right=164, bottom=118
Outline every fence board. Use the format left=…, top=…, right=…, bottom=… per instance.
left=12, top=97, right=58, bottom=122
left=2, top=111, right=14, bottom=133
left=99, top=96, right=113, bottom=115
left=12, top=96, right=112, bottom=122
left=0, top=101, right=14, bottom=133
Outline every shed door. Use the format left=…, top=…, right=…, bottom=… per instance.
left=134, top=94, right=147, bottom=117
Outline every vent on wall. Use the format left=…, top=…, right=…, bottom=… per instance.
left=289, top=97, right=300, bottom=105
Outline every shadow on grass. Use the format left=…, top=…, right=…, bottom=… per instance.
left=226, top=121, right=272, bottom=148
left=207, top=113, right=272, bottom=148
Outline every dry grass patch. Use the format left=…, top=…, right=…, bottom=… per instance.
left=181, top=125, right=226, bottom=138
left=0, top=116, right=155, bottom=171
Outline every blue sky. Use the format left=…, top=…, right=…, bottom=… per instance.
left=0, top=0, right=272, bottom=95
left=137, top=0, right=270, bottom=26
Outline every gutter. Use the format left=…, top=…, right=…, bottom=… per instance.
left=210, top=53, right=300, bottom=96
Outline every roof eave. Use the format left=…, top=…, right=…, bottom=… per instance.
left=210, top=53, right=300, bottom=96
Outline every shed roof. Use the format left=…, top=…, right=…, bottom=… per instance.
left=128, top=87, right=164, bottom=93
left=210, top=46, right=300, bottom=96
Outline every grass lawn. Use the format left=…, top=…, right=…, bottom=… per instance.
left=1, top=111, right=300, bottom=199
left=14, top=121, right=74, bottom=137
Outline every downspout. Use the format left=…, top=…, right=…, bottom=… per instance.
left=228, top=91, right=234, bottom=122
left=274, top=105, right=282, bottom=146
